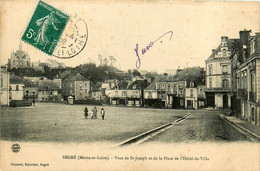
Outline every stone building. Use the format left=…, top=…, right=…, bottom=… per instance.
left=235, top=30, right=260, bottom=126
left=8, top=44, right=31, bottom=69
left=205, top=36, right=234, bottom=109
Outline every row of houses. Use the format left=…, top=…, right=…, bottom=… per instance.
left=204, top=29, right=260, bottom=126
left=0, top=70, right=103, bottom=105
left=108, top=67, right=206, bottom=109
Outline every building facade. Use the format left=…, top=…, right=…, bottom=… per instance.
left=109, top=81, right=128, bottom=105
left=236, top=31, right=260, bottom=126
left=0, top=69, right=10, bottom=106
left=38, top=80, right=62, bottom=101
left=9, top=75, right=24, bottom=100
left=205, top=36, right=233, bottom=109
left=62, top=73, right=91, bottom=100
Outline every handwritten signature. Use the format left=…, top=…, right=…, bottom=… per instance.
left=134, top=31, right=173, bottom=69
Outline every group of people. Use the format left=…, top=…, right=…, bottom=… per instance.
left=84, top=106, right=105, bottom=120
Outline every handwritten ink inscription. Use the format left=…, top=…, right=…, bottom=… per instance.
left=135, top=31, right=173, bottom=69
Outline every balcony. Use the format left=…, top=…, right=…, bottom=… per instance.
left=249, top=91, right=256, bottom=103
left=238, top=89, right=248, bottom=100
left=204, top=87, right=231, bottom=93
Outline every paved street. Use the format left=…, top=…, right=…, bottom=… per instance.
left=147, top=110, right=251, bottom=143
left=1, top=104, right=252, bottom=144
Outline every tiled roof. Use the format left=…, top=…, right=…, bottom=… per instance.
left=173, top=67, right=205, bottom=86
left=10, top=75, right=24, bottom=84
left=63, top=73, right=88, bottom=81
left=38, top=80, right=60, bottom=91
left=111, top=81, right=128, bottom=90
left=207, top=38, right=239, bottom=60
left=145, top=77, right=164, bottom=90
left=127, top=80, right=150, bottom=90
left=24, top=80, right=39, bottom=87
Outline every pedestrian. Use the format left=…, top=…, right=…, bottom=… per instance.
left=92, top=107, right=98, bottom=119
left=84, top=107, right=88, bottom=119
left=32, top=95, right=35, bottom=106
left=101, top=108, right=105, bottom=120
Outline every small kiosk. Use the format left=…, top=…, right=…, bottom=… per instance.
left=67, top=96, right=74, bottom=105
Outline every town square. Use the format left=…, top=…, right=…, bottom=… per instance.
left=0, top=1, right=260, bottom=170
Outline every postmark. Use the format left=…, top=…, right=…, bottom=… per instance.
left=22, top=1, right=70, bottom=56
left=52, top=14, right=88, bottom=58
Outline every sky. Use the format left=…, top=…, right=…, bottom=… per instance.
left=0, top=0, right=259, bottom=73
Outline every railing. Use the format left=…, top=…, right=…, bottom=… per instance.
left=249, top=91, right=256, bottom=103
left=204, top=87, right=231, bottom=92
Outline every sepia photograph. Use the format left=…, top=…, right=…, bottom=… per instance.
left=0, top=0, right=259, bottom=170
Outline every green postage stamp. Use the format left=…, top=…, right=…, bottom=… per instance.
left=22, top=0, right=69, bottom=55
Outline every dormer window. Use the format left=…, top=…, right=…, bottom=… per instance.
left=190, top=82, right=194, bottom=88
left=133, top=85, right=137, bottom=89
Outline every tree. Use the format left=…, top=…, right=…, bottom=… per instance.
left=132, top=69, right=141, bottom=77
left=109, top=56, right=116, bottom=66
left=98, top=54, right=103, bottom=66
left=103, top=57, right=109, bottom=66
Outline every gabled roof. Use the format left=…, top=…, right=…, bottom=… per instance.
left=63, top=73, right=88, bottom=82
left=10, top=75, right=24, bottom=84
left=145, top=77, right=164, bottom=90
left=60, top=70, right=71, bottom=79
left=23, top=80, right=39, bottom=87
left=127, top=80, right=150, bottom=90
left=207, top=38, right=239, bottom=60
left=111, top=81, right=128, bottom=90
left=38, top=80, right=60, bottom=91
left=173, top=67, right=205, bottom=87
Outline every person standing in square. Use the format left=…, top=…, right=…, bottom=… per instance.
left=101, top=108, right=105, bottom=120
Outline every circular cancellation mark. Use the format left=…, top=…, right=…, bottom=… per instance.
left=53, top=14, right=88, bottom=59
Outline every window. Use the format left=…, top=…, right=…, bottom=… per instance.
left=208, top=65, right=213, bottom=75
left=158, top=84, right=161, bottom=90
left=122, top=91, right=126, bottom=96
left=149, top=92, right=152, bottom=97
left=190, top=82, right=194, bottom=88
left=190, top=89, right=193, bottom=97
left=85, top=89, right=88, bottom=93
left=115, top=91, right=118, bottom=96
left=16, top=85, right=19, bottom=90
left=222, top=65, right=228, bottom=74
left=250, top=40, right=255, bottom=55
left=85, top=83, right=88, bottom=87
left=251, top=72, right=255, bottom=92
left=223, top=50, right=226, bottom=56
left=222, top=79, right=228, bottom=88
left=209, top=78, right=212, bottom=88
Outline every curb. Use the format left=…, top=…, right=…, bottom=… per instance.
left=220, top=115, right=260, bottom=142
left=118, top=113, right=192, bottom=146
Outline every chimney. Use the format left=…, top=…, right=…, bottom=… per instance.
left=221, top=36, right=228, bottom=42
left=239, top=29, right=251, bottom=46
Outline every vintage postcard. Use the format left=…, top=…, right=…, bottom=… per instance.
left=0, top=0, right=260, bottom=170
